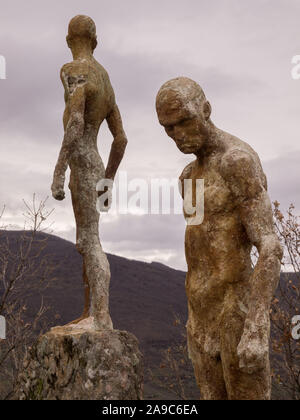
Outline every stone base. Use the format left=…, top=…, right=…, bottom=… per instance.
left=17, top=318, right=143, bottom=400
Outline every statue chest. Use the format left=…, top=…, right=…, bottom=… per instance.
left=188, top=163, right=235, bottom=216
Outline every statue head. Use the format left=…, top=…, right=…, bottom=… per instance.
left=156, top=77, right=212, bottom=154
left=67, top=15, right=98, bottom=53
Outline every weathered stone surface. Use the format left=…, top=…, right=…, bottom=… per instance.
left=51, top=15, right=128, bottom=330
left=156, top=77, right=283, bottom=400
left=17, top=319, right=143, bottom=400
left=31, top=16, right=141, bottom=401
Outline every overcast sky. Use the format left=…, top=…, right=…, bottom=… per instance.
left=0, top=0, right=299, bottom=270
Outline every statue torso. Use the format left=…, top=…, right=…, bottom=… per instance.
left=182, top=139, right=255, bottom=333
left=61, top=57, right=115, bottom=174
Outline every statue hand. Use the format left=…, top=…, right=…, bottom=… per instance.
left=51, top=182, right=65, bottom=201
left=237, top=322, right=269, bottom=374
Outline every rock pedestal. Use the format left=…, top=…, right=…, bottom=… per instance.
left=17, top=318, right=143, bottom=400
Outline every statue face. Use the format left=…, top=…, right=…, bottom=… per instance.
left=157, top=96, right=207, bottom=155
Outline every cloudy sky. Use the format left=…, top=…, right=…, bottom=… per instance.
left=0, top=0, right=299, bottom=270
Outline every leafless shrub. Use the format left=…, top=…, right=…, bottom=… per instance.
left=0, top=195, right=55, bottom=399
left=271, top=202, right=300, bottom=400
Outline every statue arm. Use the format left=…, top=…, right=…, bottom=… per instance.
left=105, top=104, right=128, bottom=181
left=221, top=150, right=282, bottom=371
left=51, top=83, right=86, bottom=200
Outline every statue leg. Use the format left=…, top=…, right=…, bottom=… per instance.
left=220, top=305, right=271, bottom=400
left=83, top=238, right=113, bottom=330
left=82, top=260, right=90, bottom=318
left=66, top=260, right=90, bottom=325
left=69, top=169, right=113, bottom=330
left=187, top=325, right=228, bottom=400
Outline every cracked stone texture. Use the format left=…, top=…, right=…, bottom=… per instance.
left=156, top=77, right=283, bottom=400
left=31, top=16, right=140, bottom=401
left=17, top=319, right=143, bottom=400
left=51, top=15, right=128, bottom=330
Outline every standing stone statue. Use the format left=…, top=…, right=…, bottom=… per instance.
left=16, top=16, right=143, bottom=401
left=51, top=15, right=128, bottom=330
left=156, top=77, right=282, bottom=400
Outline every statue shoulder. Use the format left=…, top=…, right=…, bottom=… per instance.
left=220, top=147, right=266, bottom=200
left=60, top=62, right=90, bottom=95
left=60, top=61, right=86, bottom=78
left=221, top=148, right=255, bottom=174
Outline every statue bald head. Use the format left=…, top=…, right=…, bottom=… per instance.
left=67, top=15, right=98, bottom=52
left=156, top=77, right=209, bottom=126
left=156, top=77, right=212, bottom=155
